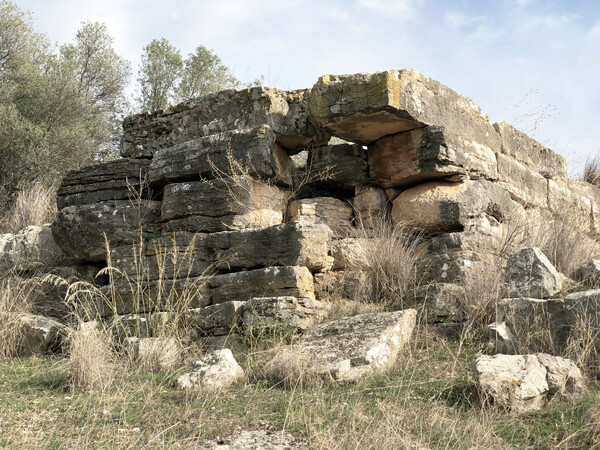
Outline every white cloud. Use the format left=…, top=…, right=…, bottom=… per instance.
left=356, top=0, right=422, bottom=19
left=515, top=0, right=536, bottom=8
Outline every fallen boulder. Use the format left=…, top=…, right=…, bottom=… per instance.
left=177, top=349, right=244, bottom=391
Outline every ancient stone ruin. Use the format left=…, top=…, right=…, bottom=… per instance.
left=4, top=69, right=600, bottom=410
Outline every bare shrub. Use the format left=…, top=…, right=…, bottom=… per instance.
left=0, top=184, right=57, bottom=233
left=349, top=214, right=427, bottom=304
left=66, top=325, right=116, bottom=392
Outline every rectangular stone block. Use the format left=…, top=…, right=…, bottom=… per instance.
left=186, top=301, right=246, bottom=335
left=110, top=222, right=332, bottom=281
left=57, top=159, right=152, bottom=208
left=121, top=87, right=314, bottom=158
left=243, top=296, right=329, bottom=331
left=288, top=197, right=353, bottom=237
left=148, top=125, right=292, bottom=187
left=368, top=126, right=498, bottom=188
left=308, top=70, right=500, bottom=151
left=161, top=176, right=287, bottom=233
left=309, top=143, right=369, bottom=190
left=209, top=266, right=315, bottom=304
left=547, top=179, right=592, bottom=230
left=493, top=121, right=567, bottom=181
left=496, top=153, right=548, bottom=208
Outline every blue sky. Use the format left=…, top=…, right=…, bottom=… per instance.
left=15, top=0, right=600, bottom=175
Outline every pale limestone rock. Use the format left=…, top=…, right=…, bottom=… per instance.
left=473, top=353, right=583, bottom=413
left=493, top=121, right=567, bottom=182
left=123, top=337, right=180, bottom=371
left=186, top=301, right=245, bottom=336
left=368, top=126, right=498, bottom=188
left=504, top=248, right=562, bottom=299
left=288, top=197, right=353, bottom=237
left=488, top=322, right=517, bottom=354
left=243, top=296, right=328, bottom=331
left=397, top=283, right=467, bottom=322
left=177, top=349, right=244, bottom=391
left=148, top=125, right=292, bottom=186
left=122, top=87, right=314, bottom=158
left=353, top=186, right=390, bottom=230
left=308, top=70, right=500, bottom=151
left=392, top=180, right=513, bottom=232
left=329, top=238, right=369, bottom=270
left=198, top=428, right=308, bottom=449
left=263, top=309, right=416, bottom=383
left=52, top=200, right=161, bottom=262
left=161, top=176, right=286, bottom=233
left=495, top=153, right=548, bottom=208
left=0, top=226, right=70, bottom=272
left=19, top=314, right=65, bottom=356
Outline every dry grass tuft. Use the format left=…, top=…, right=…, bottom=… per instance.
left=0, top=184, right=57, bottom=233
left=583, top=154, right=600, bottom=188
left=0, top=276, right=34, bottom=359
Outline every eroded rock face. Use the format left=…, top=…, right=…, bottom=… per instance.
left=503, top=248, right=563, bottom=299
left=52, top=200, right=161, bottom=262
left=397, top=283, right=467, bottom=323
left=368, top=126, right=498, bottom=188
left=392, top=180, right=513, bottom=232
left=473, top=353, right=583, bottom=413
left=353, top=186, right=390, bottom=230
left=161, top=176, right=286, bottom=233
left=308, top=70, right=500, bottom=151
left=148, top=125, right=292, bottom=186
left=263, top=309, right=416, bottom=383
left=122, top=87, right=314, bottom=158
left=177, top=349, right=244, bottom=391
left=309, top=142, right=369, bottom=190
left=243, top=296, right=328, bottom=331
left=0, top=226, right=71, bottom=272
left=288, top=197, right=353, bottom=237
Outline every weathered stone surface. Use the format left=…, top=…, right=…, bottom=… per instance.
left=123, top=337, right=180, bottom=371
left=19, top=314, right=65, bottom=356
left=495, top=153, right=548, bottom=208
left=396, top=283, right=467, bottom=322
left=329, top=238, right=369, bottom=270
left=0, top=225, right=71, bottom=272
left=564, top=290, right=600, bottom=349
left=57, top=159, right=152, bottom=208
left=575, top=260, right=600, bottom=287
left=504, top=248, right=563, bottom=299
left=392, top=180, right=513, bottom=232
left=488, top=322, right=517, bottom=354
left=52, top=200, right=161, bottom=262
left=309, top=70, right=500, bottom=150
left=187, top=301, right=245, bottom=335
left=497, top=297, right=569, bottom=351
left=122, top=87, right=314, bottom=158
left=493, top=121, right=567, bottom=181
left=368, top=126, right=498, bottom=188
left=148, top=125, right=292, bottom=186
left=161, top=176, right=286, bottom=233
left=547, top=179, right=593, bottom=233
left=243, top=296, right=328, bottom=331
left=353, top=186, right=390, bottom=230
left=288, top=197, right=353, bottom=237
left=263, top=309, right=416, bottom=383
left=473, top=353, right=583, bottom=413
left=209, top=266, right=315, bottom=304
left=177, top=349, right=244, bottom=391
left=309, top=143, right=369, bottom=189
left=111, top=223, right=331, bottom=281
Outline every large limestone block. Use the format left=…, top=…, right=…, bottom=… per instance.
left=396, top=283, right=467, bottom=323
left=504, top=248, right=563, bottom=299
left=495, top=153, right=548, bottom=208
left=52, top=200, right=161, bottom=262
left=493, top=121, right=567, bottom=181
left=309, top=143, right=369, bottom=189
left=57, top=159, right=152, bottom=208
left=368, top=126, right=498, bottom=188
left=111, top=223, right=332, bottom=281
left=187, top=301, right=245, bottom=336
left=177, top=349, right=244, bottom=391
left=263, top=309, right=416, bottom=383
left=308, top=70, right=500, bottom=150
left=329, top=237, right=369, bottom=270
left=288, top=197, right=353, bottom=237
left=209, top=266, right=315, bottom=304
left=243, top=296, right=328, bottom=331
left=161, top=176, right=286, bottom=233
left=148, top=125, right=292, bottom=187
left=392, top=180, right=513, bottom=232
left=547, top=179, right=593, bottom=232
left=122, top=87, right=314, bottom=158
left=19, top=314, right=66, bottom=356
left=0, top=225, right=70, bottom=272
left=473, top=353, right=583, bottom=413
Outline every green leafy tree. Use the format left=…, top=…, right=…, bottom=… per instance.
left=137, top=38, right=182, bottom=111
left=176, top=45, right=239, bottom=101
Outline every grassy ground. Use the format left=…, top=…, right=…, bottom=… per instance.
left=1, top=327, right=597, bottom=449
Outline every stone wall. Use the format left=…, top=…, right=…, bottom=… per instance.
left=43, top=69, right=600, bottom=328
